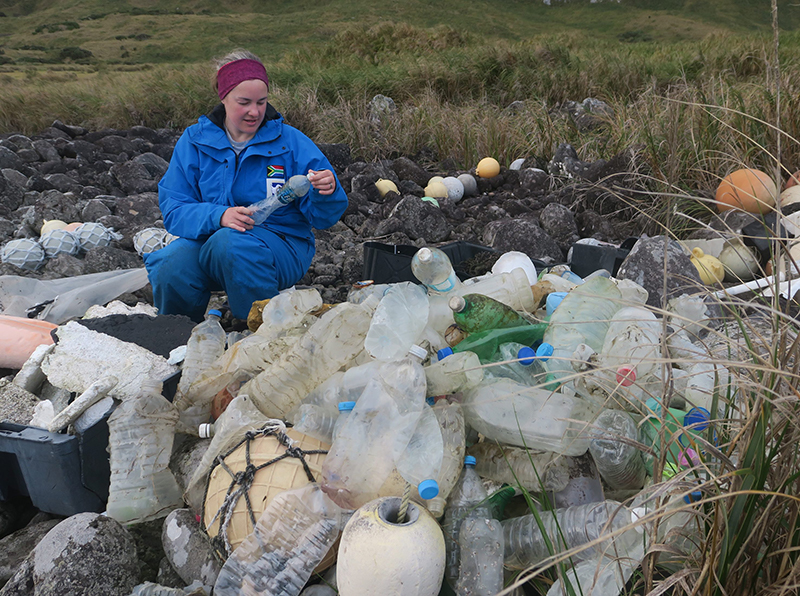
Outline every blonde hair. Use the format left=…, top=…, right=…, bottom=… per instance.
left=212, top=49, right=265, bottom=92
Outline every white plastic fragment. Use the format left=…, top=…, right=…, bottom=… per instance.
left=29, top=400, right=55, bottom=429
left=13, top=343, right=55, bottom=394
left=46, top=375, right=118, bottom=433
left=40, top=322, right=178, bottom=400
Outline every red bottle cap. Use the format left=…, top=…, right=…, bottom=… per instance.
left=616, top=366, right=636, bottom=386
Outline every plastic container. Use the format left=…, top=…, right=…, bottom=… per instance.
left=106, top=378, right=183, bottom=524
left=214, top=483, right=342, bottom=596
left=439, top=323, right=548, bottom=363
left=396, top=403, right=444, bottom=494
left=412, top=246, right=464, bottom=294
left=334, top=401, right=355, bottom=441
left=568, top=237, right=635, bottom=278
left=425, top=350, right=484, bottom=397
left=448, top=293, right=529, bottom=334
left=443, top=456, right=491, bottom=589
left=589, top=409, right=647, bottom=491
left=502, top=500, right=635, bottom=569
left=365, top=282, right=430, bottom=360
left=242, top=300, right=375, bottom=419
left=427, top=398, right=466, bottom=519
left=467, top=442, right=569, bottom=494
left=249, top=174, right=311, bottom=225
left=462, top=377, right=599, bottom=456
left=456, top=517, right=504, bottom=596
left=321, top=355, right=428, bottom=509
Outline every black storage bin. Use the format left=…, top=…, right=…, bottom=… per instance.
left=363, top=241, right=505, bottom=285
left=569, top=238, right=637, bottom=278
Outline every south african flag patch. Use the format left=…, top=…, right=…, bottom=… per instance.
left=267, top=165, right=285, bottom=177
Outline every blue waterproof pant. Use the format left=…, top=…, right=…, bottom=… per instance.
left=143, top=227, right=314, bottom=322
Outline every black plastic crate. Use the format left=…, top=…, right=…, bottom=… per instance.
left=363, top=241, right=514, bottom=285
left=568, top=237, right=637, bottom=278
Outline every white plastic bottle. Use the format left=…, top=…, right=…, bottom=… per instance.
left=213, top=483, right=342, bottom=596
left=588, top=409, right=647, bottom=491
left=412, top=247, right=463, bottom=294
left=427, top=397, right=466, bottom=519
left=242, top=299, right=376, bottom=419
left=364, top=281, right=430, bottom=360
left=249, top=174, right=311, bottom=225
left=443, top=455, right=490, bottom=589
left=502, top=500, right=636, bottom=569
left=174, top=309, right=227, bottom=431
left=463, top=377, right=599, bottom=456
left=106, top=378, right=183, bottom=524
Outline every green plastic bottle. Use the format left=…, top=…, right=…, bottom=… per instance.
left=437, top=323, right=548, bottom=364
left=448, top=293, right=530, bottom=334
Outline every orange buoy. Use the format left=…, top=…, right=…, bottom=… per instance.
left=715, top=169, right=776, bottom=214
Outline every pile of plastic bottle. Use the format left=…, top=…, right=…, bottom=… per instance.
left=110, top=246, right=724, bottom=596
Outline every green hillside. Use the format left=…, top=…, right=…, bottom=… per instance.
left=0, top=0, right=796, bottom=68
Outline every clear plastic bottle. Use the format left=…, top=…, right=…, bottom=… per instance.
left=439, top=324, right=548, bottom=363
left=427, top=398, right=466, bottom=518
left=213, top=483, right=342, bottom=596
left=106, top=378, right=183, bottom=524
left=364, top=281, right=430, bottom=360
left=321, top=354, right=428, bottom=509
left=242, top=300, right=376, bottom=419
left=502, top=500, right=635, bottom=569
left=292, top=403, right=338, bottom=444
left=184, top=393, right=271, bottom=513
left=249, top=174, right=311, bottom=225
left=467, top=442, right=570, bottom=494
left=589, top=409, right=647, bottom=491
left=487, top=342, right=553, bottom=387
left=347, top=280, right=390, bottom=304
left=412, top=247, right=463, bottom=294
left=443, top=455, right=491, bottom=589
left=543, top=276, right=623, bottom=385
left=449, top=293, right=529, bottom=334
left=425, top=350, right=484, bottom=397
left=333, top=401, right=355, bottom=441
left=461, top=268, right=537, bottom=313
left=174, top=309, right=227, bottom=430
left=396, top=402, right=444, bottom=494
left=463, top=377, right=599, bottom=456
left=456, top=517, right=505, bottom=596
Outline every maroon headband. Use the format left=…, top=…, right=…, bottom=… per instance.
left=216, top=59, right=269, bottom=100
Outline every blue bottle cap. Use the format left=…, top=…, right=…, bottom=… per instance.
left=546, top=292, right=567, bottom=316
left=437, top=347, right=454, bottom=360
left=208, top=309, right=222, bottom=318
left=684, top=407, right=710, bottom=431
left=418, top=479, right=439, bottom=500
left=426, top=396, right=435, bottom=406
left=536, top=342, right=554, bottom=360
left=683, top=490, right=702, bottom=504
left=517, top=346, right=536, bottom=366
left=338, top=401, right=356, bottom=412
left=464, top=455, right=476, bottom=466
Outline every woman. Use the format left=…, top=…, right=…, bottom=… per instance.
left=144, top=49, right=347, bottom=322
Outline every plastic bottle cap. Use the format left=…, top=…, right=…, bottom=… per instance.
left=338, top=401, right=356, bottom=412
left=416, top=247, right=433, bottom=262
left=437, top=347, right=454, bottom=360
left=448, top=295, right=467, bottom=313
left=464, top=455, right=477, bottom=466
left=425, top=397, right=435, bottom=406
left=198, top=423, right=214, bottom=438
left=616, top=366, right=636, bottom=386
left=408, top=344, right=428, bottom=361
left=418, top=479, right=439, bottom=500
left=517, top=346, right=536, bottom=366
left=208, top=309, right=222, bottom=318
left=684, top=490, right=703, bottom=504
left=545, top=292, right=568, bottom=317
left=684, top=407, right=711, bottom=431
left=536, top=342, right=554, bottom=360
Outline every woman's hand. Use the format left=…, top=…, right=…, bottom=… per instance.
left=308, top=169, right=336, bottom=195
left=220, top=206, right=254, bottom=232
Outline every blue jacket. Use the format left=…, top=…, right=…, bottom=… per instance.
left=158, top=103, right=348, bottom=245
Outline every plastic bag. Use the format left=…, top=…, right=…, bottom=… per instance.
left=0, top=268, right=150, bottom=324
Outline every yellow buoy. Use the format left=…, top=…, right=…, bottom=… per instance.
left=476, top=157, right=500, bottom=179
left=424, top=181, right=449, bottom=199
left=40, top=219, right=68, bottom=236
left=375, top=178, right=399, bottom=198
left=690, top=247, right=725, bottom=285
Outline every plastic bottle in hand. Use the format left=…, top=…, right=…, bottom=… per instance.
left=106, top=378, right=183, bottom=524
left=173, top=309, right=226, bottom=428
left=443, top=455, right=491, bottom=589
left=502, top=500, right=636, bottom=569
left=249, top=174, right=311, bottom=225
left=412, top=246, right=463, bottom=294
